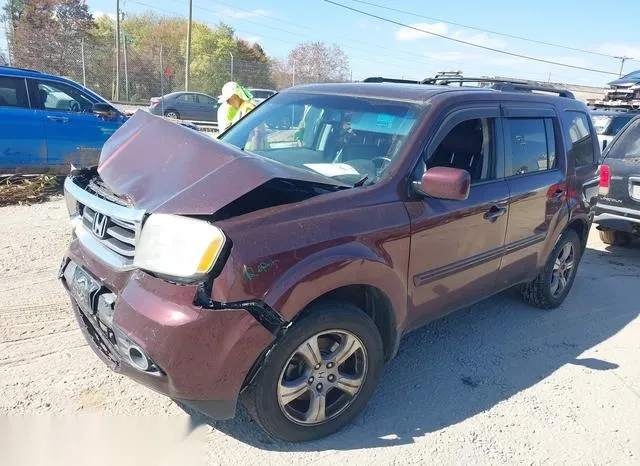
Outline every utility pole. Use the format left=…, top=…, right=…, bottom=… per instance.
left=185, top=0, right=192, bottom=90
left=115, top=0, right=121, bottom=101
left=81, top=38, right=86, bottom=87
left=615, top=56, right=632, bottom=77
left=229, top=51, right=234, bottom=80
left=123, top=35, right=129, bottom=101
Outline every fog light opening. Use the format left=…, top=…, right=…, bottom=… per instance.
left=128, top=345, right=151, bottom=371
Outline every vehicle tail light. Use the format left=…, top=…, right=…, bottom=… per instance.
left=599, top=164, right=610, bottom=195
left=150, top=98, right=161, bottom=106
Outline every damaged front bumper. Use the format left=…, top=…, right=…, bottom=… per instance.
left=60, top=238, right=274, bottom=420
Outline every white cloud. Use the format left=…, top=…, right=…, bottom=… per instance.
left=94, top=11, right=116, bottom=21
left=395, top=22, right=449, bottom=41
left=451, top=31, right=506, bottom=49
left=216, top=7, right=273, bottom=20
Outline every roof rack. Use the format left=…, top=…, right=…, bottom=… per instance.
left=363, top=75, right=575, bottom=99
left=363, top=77, right=421, bottom=84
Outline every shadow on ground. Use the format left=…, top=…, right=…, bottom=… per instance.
left=185, top=244, right=639, bottom=451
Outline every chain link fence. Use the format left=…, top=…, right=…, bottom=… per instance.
left=10, top=39, right=276, bottom=104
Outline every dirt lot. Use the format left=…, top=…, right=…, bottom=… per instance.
left=1, top=199, right=639, bottom=465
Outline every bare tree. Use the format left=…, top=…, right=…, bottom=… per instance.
left=282, top=42, right=350, bottom=86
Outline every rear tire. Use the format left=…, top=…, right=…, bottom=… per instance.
left=242, top=302, right=383, bottom=442
left=520, top=229, right=581, bottom=309
left=164, top=109, right=180, bottom=119
left=599, top=229, right=632, bottom=246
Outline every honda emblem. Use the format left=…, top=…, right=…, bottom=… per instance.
left=92, top=213, right=108, bottom=239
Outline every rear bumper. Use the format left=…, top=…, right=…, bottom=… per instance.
left=594, top=203, right=640, bottom=233
left=61, top=239, right=274, bottom=420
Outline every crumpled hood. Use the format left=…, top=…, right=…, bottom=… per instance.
left=98, top=111, right=347, bottom=215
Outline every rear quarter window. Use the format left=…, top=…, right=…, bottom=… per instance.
left=562, top=111, right=595, bottom=167
left=606, top=118, right=640, bottom=160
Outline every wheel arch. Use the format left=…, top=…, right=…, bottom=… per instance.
left=566, top=215, right=590, bottom=254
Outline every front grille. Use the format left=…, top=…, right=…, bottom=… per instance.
left=82, top=206, right=137, bottom=257
left=65, top=175, right=145, bottom=268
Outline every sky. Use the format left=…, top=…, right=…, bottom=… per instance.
left=5, top=0, right=640, bottom=87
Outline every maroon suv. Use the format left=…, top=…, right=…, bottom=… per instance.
left=60, top=80, right=599, bottom=442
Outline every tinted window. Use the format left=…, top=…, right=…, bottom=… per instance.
left=36, top=80, right=95, bottom=112
left=609, top=115, right=634, bottom=135
left=178, top=94, right=197, bottom=103
left=563, top=112, right=595, bottom=167
left=0, top=77, right=29, bottom=108
left=427, top=118, right=496, bottom=183
left=506, top=118, right=556, bottom=176
left=606, top=118, right=640, bottom=160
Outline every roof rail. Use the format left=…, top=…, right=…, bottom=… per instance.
left=364, top=75, right=575, bottom=99
left=363, top=77, right=421, bottom=84
left=421, top=76, right=529, bottom=86
left=491, top=82, right=575, bottom=99
left=0, top=65, right=42, bottom=74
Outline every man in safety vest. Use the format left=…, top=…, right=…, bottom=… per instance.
left=216, top=81, right=256, bottom=133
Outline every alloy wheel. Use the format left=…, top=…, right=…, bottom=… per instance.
left=551, top=242, right=575, bottom=297
left=277, top=330, right=368, bottom=425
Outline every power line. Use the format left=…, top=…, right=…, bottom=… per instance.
left=345, top=0, right=631, bottom=61
left=127, top=0, right=432, bottom=76
left=323, top=0, right=620, bottom=76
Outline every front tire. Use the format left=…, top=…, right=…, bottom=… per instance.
left=242, top=302, right=383, bottom=442
left=599, top=229, right=632, bottom=246
left=520, top=229, right=581, bottom=309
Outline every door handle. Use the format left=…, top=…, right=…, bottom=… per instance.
left=483, top=206, right=507, bottom=223
left=47, top=115, right=69, bottom=123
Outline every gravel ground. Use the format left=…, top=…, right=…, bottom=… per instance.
left=1, top=199, right=639, bottom=465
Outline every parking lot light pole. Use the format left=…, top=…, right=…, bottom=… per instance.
left=229, top=51, right=234, bottom=80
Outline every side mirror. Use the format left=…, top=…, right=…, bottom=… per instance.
left=415, top=166, right=470, bottom=201
left=93, top=103, right=117, bottom=119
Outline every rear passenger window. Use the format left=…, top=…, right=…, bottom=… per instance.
left=0, top=77, right=29, bottom=108
left=562, top=111, right=595, bottom=167
left=178, top=94, right=197, bottom=103
left=505, top=118, right=556, bottom=176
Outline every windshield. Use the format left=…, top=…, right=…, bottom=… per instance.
left=220, top=92, right=422, bottom=186
left=621, top=70, right=640, bottom=80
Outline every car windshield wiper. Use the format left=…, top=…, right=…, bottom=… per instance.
left=353, top=174, right=369, bottom=187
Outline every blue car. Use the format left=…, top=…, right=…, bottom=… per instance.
left=0, top=66, right=126, bottom=174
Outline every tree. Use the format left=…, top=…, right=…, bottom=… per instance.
left=11, top=0, right=94, bottom=76
left=283, top=42, right=350, bottom=86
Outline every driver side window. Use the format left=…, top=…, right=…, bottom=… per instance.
left=34, top=80, right=95, bottom=113
left=427, top=118, right=496, bottom=183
